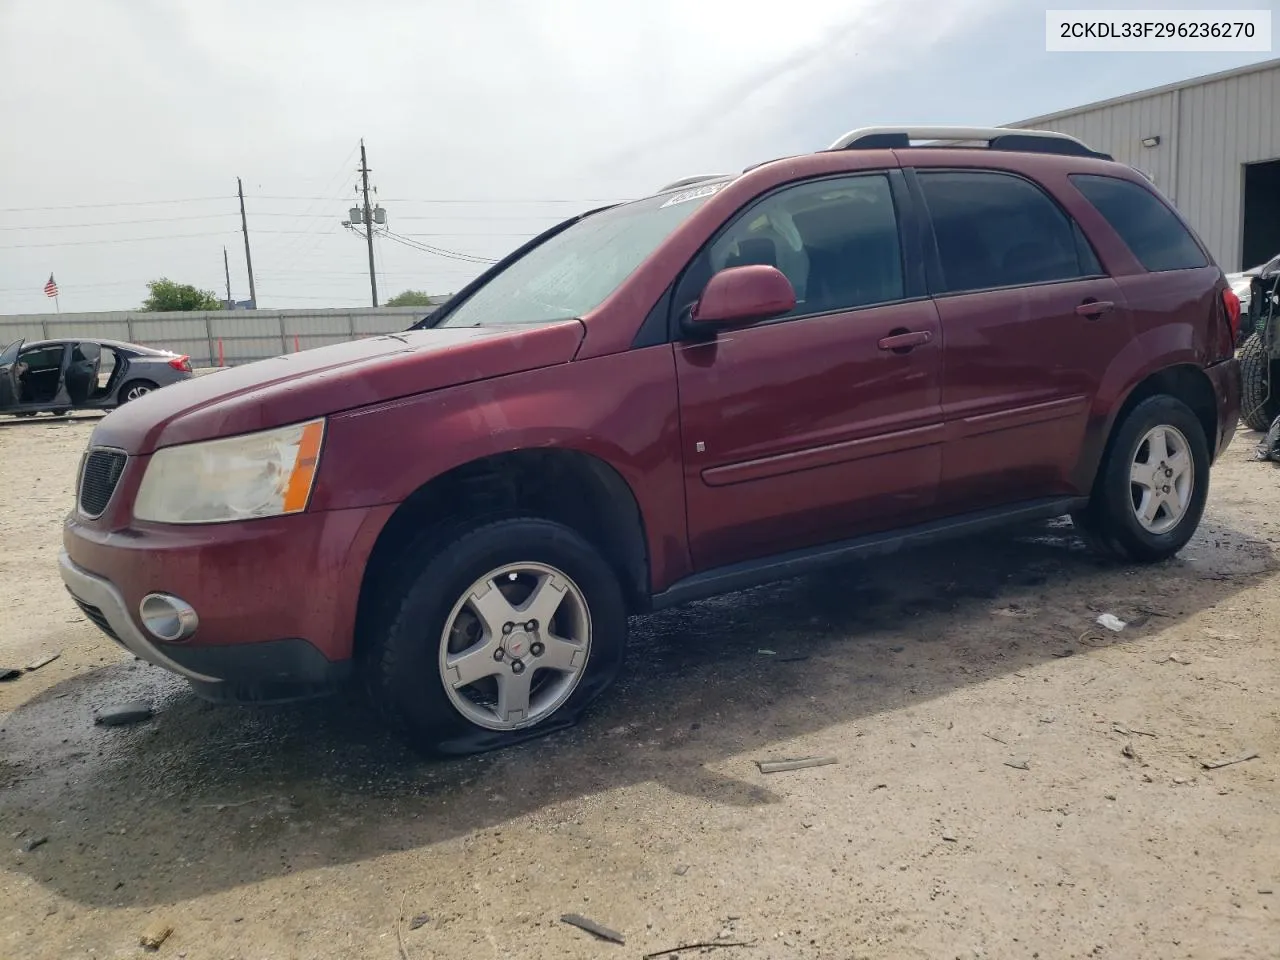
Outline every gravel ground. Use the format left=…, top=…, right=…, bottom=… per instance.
left=1, top=412, right=1277, bottom=960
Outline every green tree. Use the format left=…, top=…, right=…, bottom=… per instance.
left=385, top=289, right=435, bottom=307
left=141, top=278, right=223, bottom=312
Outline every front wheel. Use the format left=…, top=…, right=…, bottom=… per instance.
left=1072, top=395, right=1210, bottom=563
left=365, top=517, right=627, bottom=755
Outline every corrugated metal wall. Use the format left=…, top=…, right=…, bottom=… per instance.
left=0, top=305, right=442, bottom=367
left=1013, top=60, right=1280, bottom=270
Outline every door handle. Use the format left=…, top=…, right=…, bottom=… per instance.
left=1075, top=299, right=1114, bottom=319
left=878, top=330, right=932, bottom=353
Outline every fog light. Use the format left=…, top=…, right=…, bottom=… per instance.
left=139, top=593, right=199, bottom=642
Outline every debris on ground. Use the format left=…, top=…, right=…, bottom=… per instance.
left=756, top=756, right=838, bottom=774
left=139, top=920, right=174, bottom=950
left=1122, top=743, right=1139, bottom=760
left=1113, top=724, right=1157, bottom=738
left=673, top=864, right=689, bottom=876
left=1157, top=653, right=1191, bottom=664
left=1003, top=759, right=1031, bottom=771
left=0, top=667, right=20, bottom=682
left=408, top=913, right=430, bottom=931
left=643, top=940, right=756, bottom=958
left=25, top=651, right=60, bottom=672
left=22, top=835, right=48, bottom=852
left=942, top=832, right=958, bottom=842
left=560, top=913, right=625, bottom=944
left=93, top=701, right=154, bottom=727
left=1096, top=613, right=1127, bottom=632
left=982, top=733, right=1008, bottom=744
left=1200, top=751, right=1259, bottom=770
left=776, top=655, right=810, bottom=663
left=756, top=649, right=776, bottom=656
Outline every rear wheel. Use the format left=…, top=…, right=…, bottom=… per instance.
left=1239, top=332, right=1279, bottom=431
left=119, top=380, right=157, bottom=404
left=1072, top=395, right=1210, bottom=563
left=364, top=517, right=627, bottom=755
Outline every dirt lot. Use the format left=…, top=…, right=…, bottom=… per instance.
left=0, top=414, right=1277, bottom=960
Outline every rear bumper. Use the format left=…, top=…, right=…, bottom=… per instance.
left=60, top=501, right=395, bottom=696
left=1206, top=357, right=1241, bottom=459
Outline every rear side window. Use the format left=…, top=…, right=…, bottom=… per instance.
left=918, top=171, right=1090, bottom=294
left=1070, top=174, right=1208, bottom=272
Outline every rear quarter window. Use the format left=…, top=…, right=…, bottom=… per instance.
left=1070, top=174, right=1208, bottom=273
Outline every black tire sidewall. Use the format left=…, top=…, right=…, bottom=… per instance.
left=371, top=518, right=626, bottom=755
left=1094, top=395, right=1210, bottom=562
left=1239, top=333, right=1277, bottom=431
left=119, top=381, right=156, bottom=404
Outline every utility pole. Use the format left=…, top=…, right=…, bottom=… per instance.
left=222, top=246, right=232, bottom=305
left=237, top=177, right=258, bottom=308
left=358, top=140, right=379, bottom=307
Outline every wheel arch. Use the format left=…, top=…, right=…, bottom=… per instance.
left=1080, top=364, right=1220, bottom=495
left=354, top=447, right=651, bottom=655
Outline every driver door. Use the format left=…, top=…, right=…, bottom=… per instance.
left=0, top=339, right=22, bottom=410
left=672, top=173, right=944, bottom=571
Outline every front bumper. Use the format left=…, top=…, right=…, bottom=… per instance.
left=59, top=549, right=219, bottom=682
left=60, top=500, right=395, bottom=698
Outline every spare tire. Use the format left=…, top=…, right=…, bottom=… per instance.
left=1240, top=332, right=1279, bottom=431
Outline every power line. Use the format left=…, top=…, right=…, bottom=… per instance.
left=382, top=230, right=497, bottom=264
left=250, top=195, right=631, bottom=204
left=0, top=197, right=232, bottom=213
left=0, top=213, right=239, bottom=231
left=0, top=230, right=237, bottom=249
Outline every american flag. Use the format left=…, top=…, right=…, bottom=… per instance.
left=44, top=273, right=58, bottom=298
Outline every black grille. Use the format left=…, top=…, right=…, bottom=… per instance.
left=78, top=448, right=127, bottom=516
left=70, top=595, right=122, bottom=645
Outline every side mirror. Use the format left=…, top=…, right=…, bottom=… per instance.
left=689, top=264, right=796, bottom=329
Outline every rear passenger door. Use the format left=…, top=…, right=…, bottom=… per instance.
left=912, top=169, right=1134, bottom=510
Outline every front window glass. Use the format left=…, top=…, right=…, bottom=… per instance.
left=438, top=182, right=728, bottom=328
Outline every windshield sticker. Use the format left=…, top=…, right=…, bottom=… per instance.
left=660, top=182, right=725, bottom=208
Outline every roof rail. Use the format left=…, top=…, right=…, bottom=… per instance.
left=656, top=174, right=727, bottom=194
left=827, top=126, right=1112, bottom=160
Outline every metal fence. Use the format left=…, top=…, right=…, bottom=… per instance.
left=0, top=305, right=444, bottom=367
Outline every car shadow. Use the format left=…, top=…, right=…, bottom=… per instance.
left=0, top=516, right=1271, bottom=908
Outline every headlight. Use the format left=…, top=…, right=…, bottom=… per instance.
left=134, top=419, right=326, bottom=524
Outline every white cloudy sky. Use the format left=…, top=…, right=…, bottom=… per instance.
left=0, top=0, right=1276, bottom=315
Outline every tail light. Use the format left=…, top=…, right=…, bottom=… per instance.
left=1223, top=288, right=1241, bottom=342
left=168, top=355, right=192, bottom=373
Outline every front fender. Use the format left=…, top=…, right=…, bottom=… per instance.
left=313, top=345, right=692, bottom=590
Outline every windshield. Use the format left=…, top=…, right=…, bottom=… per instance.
left=437, top=181, right=729, bottom=328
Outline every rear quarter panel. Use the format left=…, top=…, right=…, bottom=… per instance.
left=312, top=345, right=693, bottom=590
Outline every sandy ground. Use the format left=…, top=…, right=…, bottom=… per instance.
left=0, top=412, right=1277, bottom=960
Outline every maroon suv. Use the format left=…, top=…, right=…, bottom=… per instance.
left=60, top=126, right=1241, bottom=754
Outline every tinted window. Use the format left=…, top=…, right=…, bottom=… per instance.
left=1071, top=174, right=1208, bottom=272
left=702, top=174, right=904, bottom=318
left=72, top=342, right=100, bottom=363
left=919, top=171, right=1087, bottom=294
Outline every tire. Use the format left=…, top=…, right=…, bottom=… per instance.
left=1071, top=395, right=1210, bottom=563
left=1239, top=332, right=1279, bottom=431
left=118, top=380, right=157, bottom=404
left=364, top=517, right=627, bottom=756
left=52, top=409, right=71, bottom=417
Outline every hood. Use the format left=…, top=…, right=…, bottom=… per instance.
left=91, top=320, right=585, bottom=455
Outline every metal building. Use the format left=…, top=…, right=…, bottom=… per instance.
left=1011, top=57, right=1280, bottom=272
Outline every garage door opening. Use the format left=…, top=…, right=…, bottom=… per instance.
left=1242, top=158, right=1280, bottom=270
